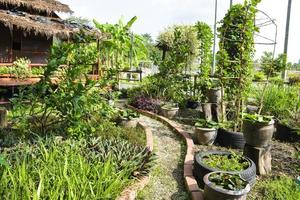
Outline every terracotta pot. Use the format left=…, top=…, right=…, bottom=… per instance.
left=194, top=127, right=217, bottom=145
left=203, top=172, right=251, bottom=200
left=160, top=107, right=179, bottom=119
left=242, top=119, right=275, bottom=147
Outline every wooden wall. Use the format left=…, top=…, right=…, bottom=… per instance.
left=0, top=24, right=52, bottom=64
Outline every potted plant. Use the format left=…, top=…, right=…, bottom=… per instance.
left=117, top=109, right=140, bottom=128
left=242, top=113, right=274, bottom=147
left=160, top=102, right=179, bottom=119
left=193, top=150, right=256, bottom=188
left=194, top=119, right=218, bottom=145
left=203, top=171, right=251, bottom=200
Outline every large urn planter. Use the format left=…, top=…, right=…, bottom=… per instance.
left=242, top=118, right=275, bottom=147
left=203, top=172, right=251, bottom=200
left=160, top=104, right=179, bottom=119
left=194, top=119, right=218, bottom=145
left=194, top=127, right=217, bottom=145
left=215, top=128, right=246, bottom=149
left=193, top=150, right=256, bottom=189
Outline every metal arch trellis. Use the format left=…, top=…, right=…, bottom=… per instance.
left=254, top=9, right=278, bottom=61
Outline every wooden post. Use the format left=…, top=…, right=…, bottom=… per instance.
left=0, top=108, right=8, bottom=128
left=243, top=143, right=272, bottom=175
left=202, top=103, right=212, bottom=121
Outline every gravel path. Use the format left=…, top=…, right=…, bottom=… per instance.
left=137, top=115, right=189, bottom=200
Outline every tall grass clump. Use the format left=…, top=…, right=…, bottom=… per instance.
left=0, top=137, right=155, bottom=199
left=251, top=84, right=300, bottom=127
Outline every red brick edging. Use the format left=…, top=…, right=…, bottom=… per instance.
left=127, top=105, right=204, bottom=200
left=117, top=121, right=154, bottom=200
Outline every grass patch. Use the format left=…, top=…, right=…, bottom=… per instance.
left=250, top=176, right=300, bottom=200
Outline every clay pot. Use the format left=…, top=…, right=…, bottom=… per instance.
left=194, top=127, right=217, bottom=145
left=243, top=119, right=275, bottom=147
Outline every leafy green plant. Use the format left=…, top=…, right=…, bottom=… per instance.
left=203, top=153, right=250, bottom=171
left=0, top=137, right=155, bottom=199
left=119, top=109, right=140, bottom=120
left=209, top=172, right=248, bottom=191
left=243, top=113, right=273, bottom=123
left=10, top=32, right=116, bottom=138
left=0, top=66, right=10, bottom=75
left=12, top=58, right=31, bottom=79
left=260, top=52, right=286, bottom=77
left=31, top=67, right=45, bottom=76
left=253, top=71, right=266, bottom=81
left=195, top=119, right=218, bottom=129
left=94, top=16, right=147, bottom=70
left=217, top=0, right=261, bottom=131
left=0, top=155, right=8, bottom=179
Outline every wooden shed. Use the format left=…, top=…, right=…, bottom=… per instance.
left=0, top=0, right=98, bottom=64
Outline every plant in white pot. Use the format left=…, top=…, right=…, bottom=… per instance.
left=118, top=109, right=140, bottom=128
left=160, top=102, right=179, bottom=119
left=194, top=119, right=218, bottom=145
left=203, top=171, right=250, bottom=200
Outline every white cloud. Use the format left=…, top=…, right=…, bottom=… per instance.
left=59, top=0, right=300, bottom=63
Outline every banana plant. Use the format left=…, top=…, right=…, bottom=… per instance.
left=93, top=16, right=147, bottom=70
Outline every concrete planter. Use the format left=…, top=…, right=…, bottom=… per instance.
left=194, top=127, right=217, bottom=145
left=119, top=118, right=139, bottom=128
left=243, top=119, right=275, bottom=147
left=160, top=106, right=179, bottom=119
left=203, top=172, right=251, bottom=200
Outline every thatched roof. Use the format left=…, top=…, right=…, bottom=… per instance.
left=0, top=9, right=102, bottom=39
left=0, top=0, right=72, bottom=14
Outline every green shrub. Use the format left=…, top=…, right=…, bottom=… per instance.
left=253, top=71, right=266, bottom=81
left=269, top=76, right=284, bottom=85
left=93, top=120, right=146, bottom=146
left=289, top=73, right=300, bottom=85
left=253, top=176, right=300, bottom=200
left=0, top=66, right=10, bottom=75
left=12, top=58, right=31, bottom=79
left=31, top=67, right=45, bottom=76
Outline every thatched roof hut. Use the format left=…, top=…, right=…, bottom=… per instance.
left=0, top=0, right=72, bottom=14
left=0, top=0, right=101, bottom=64
left=0, top=0, right=101, bottom=39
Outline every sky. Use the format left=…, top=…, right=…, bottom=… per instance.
left=59, top=0, right=300, bottom=63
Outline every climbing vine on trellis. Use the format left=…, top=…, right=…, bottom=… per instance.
left=217, top=0, right=261, bottom=130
